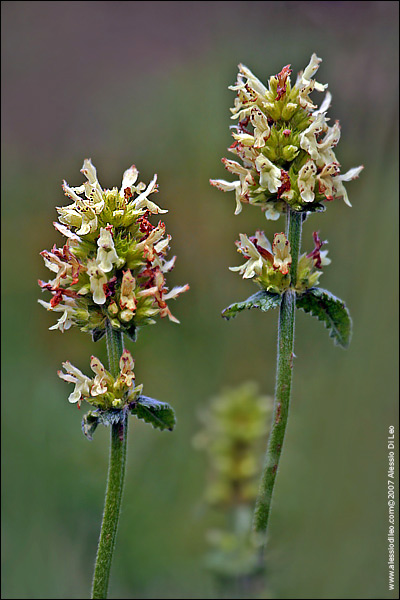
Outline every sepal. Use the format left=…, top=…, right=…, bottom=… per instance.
left=91, top=327, right=106, bottom=342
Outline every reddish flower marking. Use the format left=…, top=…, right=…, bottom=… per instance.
left=275, top=64, right=292, bottom=101
left=139, top=215, right=155, bottom=235
left=277, top=170, right=291, bottom=199
left=38, top=280, right=79, bottom=307
left=248, top=234, right=274, bottom=263
left=306, top=231, right=327, bottom=269
left=283, top=129, right=291, bottom=137
left=104, top=276, right=117, bottom=298
left=124, top=187, right=133, bottom=200
left=237, top=117, right=252, bottom=135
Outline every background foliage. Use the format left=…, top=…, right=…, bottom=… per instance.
left=2, top=2, right=398, bottom=598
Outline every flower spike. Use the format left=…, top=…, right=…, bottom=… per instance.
left=210, top=54, right=363, bottom=218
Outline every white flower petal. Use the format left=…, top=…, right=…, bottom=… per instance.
left=120, top=165, right=139, bottom=197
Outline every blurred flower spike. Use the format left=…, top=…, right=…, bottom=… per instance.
left=38, top=160, right=189, bottom=341
left=210, top=53, right=363, bottom=219
left=58, top=349, right=142, bottom=410
left=194, top=382, right=273, bottom=507
left=231, top=230, right=331, bottom=294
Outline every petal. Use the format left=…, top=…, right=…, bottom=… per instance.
left=163, top=284, right=190, bottom=301
left=339, top=165, right=364, bottom=181
left=81, top=158, right=99, bottom=187
left=120, top=165, right=139, bottom=197
left=209, top=179, right=240, bottom=193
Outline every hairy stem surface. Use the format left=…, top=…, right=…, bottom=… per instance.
left=252, top=209, right=302, bottom=548
left=91, top=321, right=127, bottom=599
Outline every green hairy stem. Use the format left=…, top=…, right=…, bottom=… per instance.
left=252, top=209, right=302, bottom=547
left=91, top=321, right=128, bottom=599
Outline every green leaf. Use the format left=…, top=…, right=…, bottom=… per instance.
left=129, top=395, right=176, bottom=431
left=221, top=290, right=281, bottom=320
left=296, top=287, right=352, bottom=348
left=81, top=409, right=125, bottom=440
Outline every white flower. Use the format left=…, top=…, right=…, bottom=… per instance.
left=320, top=250, right=331, bottom=266
left=255, top=155, right=282, bottom=193
left=296, top=54, right=327, bottom=111
left=77, top=209, right=98, bottom=236
left=314, top=121, right=341, bottom=167
left=49, top=310, right=74, bottom=332
left=130, top=174, right=167, bottom=214
left=38, top=298, right=76, bottom=332
left=231, top=132, right=255, bottom=146
left=209, top=179, right=240, bottom=214
left=297, top=160, right=317, bottom=203
left=237, top=63, right=268, bottom=98
left=253, top=230, right=272, bottom=253
left=80, top=158, right=104, bottom=207
left=229, top=234, right=265, bottom=279
left=53, top=222, right=81, bottom=242
left=300, top=53, right=327, bottom=93
left=118, top=350, right=136, bottom=387
left=96, top=227, right=123, bottom=272
left=220, top=159, right=255, bottom=211
left=272, top=233, right=292, bottom=275
left=119, top=165, right=139, bottom=198
left=332, top=165, right=364, bottom=207
left=120, top=270, right=136, bottom=312
left=58, top=361, right=91, bottom=404
left=299, top=113, right=327, bottom=161
left=263, top=202, right=281, bottom=221
left=135, top=221, right=167, bottom=258
left=163, top=284, right=190, bottom=301
left=250, top=108, right=271, bottom=148
left=313, top=91, right=332, bottom=116
left=87, top=259, right=108, bottom=305
left=40, top=249, right=70, bottom=287
left=90, top=356, right=112, bottom=396
left=317, top=163, right=340, bottom=200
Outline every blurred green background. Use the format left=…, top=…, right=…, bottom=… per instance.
left=2, top=2, right=398, bottom=598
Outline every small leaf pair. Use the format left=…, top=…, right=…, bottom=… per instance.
left=82, top=395, right=176, bottom=440
left=222, top=287, right=352, bottom=348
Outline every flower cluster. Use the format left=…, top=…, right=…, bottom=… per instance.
left=231, top=230, right=330, bottom=293
left=194, top=382, right=273, bottom=506
left=58, top=349, right=142, bottom=410
left=38, top=160, right=189, bottom=340
left=210, top=54, right=363, bottom=219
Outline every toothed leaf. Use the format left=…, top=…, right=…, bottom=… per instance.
left=296, top=287, right=352, bottom=348
left=222, top=290, right=281, bottom=320
left=129, top=395, right=176, bottom=431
